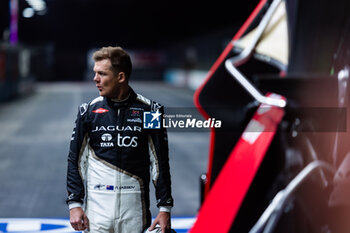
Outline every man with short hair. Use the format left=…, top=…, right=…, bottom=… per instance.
left=66, top=46, right=173, bottom=233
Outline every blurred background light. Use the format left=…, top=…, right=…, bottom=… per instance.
left=22, top=7, right=34, bottom=18
left=25, top=0, right=46, bottom=13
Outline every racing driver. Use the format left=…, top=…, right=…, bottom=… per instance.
left=66, top=46, right=173, bottom=233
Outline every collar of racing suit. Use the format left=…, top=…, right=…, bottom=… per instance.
left=107, top=87, right=136, bottom=109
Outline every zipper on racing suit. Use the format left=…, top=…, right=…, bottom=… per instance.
left=115, top=107, right=122, bottom=222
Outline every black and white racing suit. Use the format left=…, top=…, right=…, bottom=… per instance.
left=66, top=88, right=173, bottom=233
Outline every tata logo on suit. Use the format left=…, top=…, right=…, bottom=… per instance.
left=99, top=133, right=138, bottom=148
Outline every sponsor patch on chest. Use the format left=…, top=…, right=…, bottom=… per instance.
left=92, top=125, right=142, bottom=132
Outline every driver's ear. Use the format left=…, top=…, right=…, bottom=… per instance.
left=117, top=72, right=126, bottom=83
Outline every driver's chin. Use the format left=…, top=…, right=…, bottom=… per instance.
left=98, top=88, right=108, bottom=97
left=102, top=91, right=113, bottom=98
left=99, top=91, right=107, bottom=97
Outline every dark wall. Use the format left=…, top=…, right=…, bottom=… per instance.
left=0, top=1, right=9, bottom=39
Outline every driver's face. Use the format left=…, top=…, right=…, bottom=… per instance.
left=93, top=59, right=120, bottom=98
